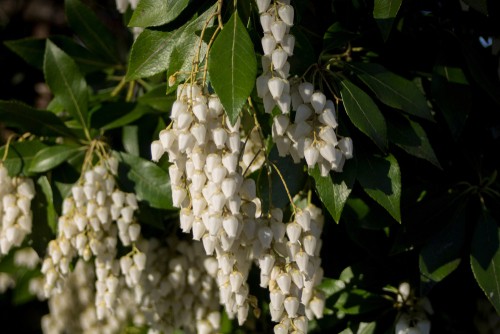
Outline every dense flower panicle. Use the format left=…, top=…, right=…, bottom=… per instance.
left=0, top=164, right=35, bottom=256
left=37, top=236, right=221, bottom=334
left=40, top=157, right=146, bottom=321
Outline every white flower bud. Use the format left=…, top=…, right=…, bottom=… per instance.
left=260, top=12, right=273, bottom=33
left=128, top=223, right=141, bottom=241
left=172, top=186, right=187, bottom=207
left=304, top=145, right=320, bottom=167
left=338, top=137, right=353, bottom=159
left=191, top=123, right=207, bottom=145
left=295, top=104, right=313, bottom=123
left=257, top=0, right=271, bottom=13
left=208, top=96, right=224, bottom=117
left=262, top=34, right=277, bottom=56
left=298, top=82, right=314, bottom=103
left=264, top=92, right=277, bottom=114
left=295, top=251, right=309, bottom=273
left=193, top=102, right=208, bottom=122
left=286, top=222, right=302, bottom=243
left=272, top=48, right=288, bottom=70
left=133, top=252, right=146, bottom=271
left=277, top=272, right=291, bottom=294
left=311, top=92, right=327, bottom=113
left=151, top=140, right=164, bottom=162
left=309, top=297, right=325, bottom=319
left=284, top=296, right=299, bottom=318
left=271, top=21, right=287, bottom=42
left=277, top=93, right=291, bottom=114
left=278, top=4, right=294, bottom=26
left=258, top=226, right=273, bottom=249
left=268, top=77, right=286, bottom=100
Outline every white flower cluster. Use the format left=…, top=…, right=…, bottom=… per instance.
left=0, top=164, right=35, bottom=255
left=255, top=0, right=353, bottom=176
left=151, top=83, right=258, bottom=324
left=257, top=204, right=326, bottom=334
left=395, top=283, right=433, bottom=334
left=38, top=236, right=221, bottom=334
left=40, top=157, right=146, bottom=321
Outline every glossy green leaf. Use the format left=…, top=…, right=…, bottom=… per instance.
left=129, top=0, right=189, bottom=27
left=208, top=11, right=257, bottom=125
left=65, top=0, right=119, bottom=63
left=29, top=145, right=82, bottom=173
left=388, top=116, right=441, bottom=168
left=122, top=125, right=140, bottom=156
left=37, top=176, right=58, bottom=233
left=138, top=85, right=177, bottom=112
left=318, top=278, right=347, bottom=298
left=117, top=152, right=173, bottom=210
left=356, top=153, right=401, bottom=222
left=310, top=159, right=356, bottom=223
left=126, top=5, right=217, bottom=81
left=90, top=102, right=154, bottom=130
left=351, top=62, right=433, bottom=121
left=0, top=100, right=76, bottom=138
left=0, top=141, right=48, bottom=176
left=420, top=206, right=466, bottom=283
left=340, top=80, right=387, bottom=151
left=373, top=0, right=402, bottom=40
left=471, top=210, right=500, bottom=314
left=431, top=64, right=471, bottom=140
left=44, top=40, right=89, bottom=133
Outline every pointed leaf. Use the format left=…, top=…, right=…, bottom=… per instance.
left=310, top=159, right=356, bottom=223
left=138, top=85, right=177, bottom=111
left=29, top=145, right=82, bottom=173
left=208, top=11, right=257, bottom=124
left=0, top=100, right=76, bottom=138
left=126, top=5, right=217, bottom=81
left=0, top=141, right=48, bottom=176
left=388, top=116, right=441, bottom=168
left=373, top=0, right=402, bottom=40
left=356, top=153, right=401, bottom=222
left=90, top=102, right=154, bottom=130
left=129, top=0, right=189, bottom=27
left=44, top=40, right=89, bottom=132
left=117, top=152, right=173, bottom=210
left=351, top=62, right=433, bottom=120
left=340, top=80, right=387, bottom=151
left=37, top=176, right=58, bottom=233
left=471, top=211, right=500, bottom=314
left=65, top=0, right=119, bottom=63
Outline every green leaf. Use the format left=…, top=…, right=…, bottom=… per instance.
left=129, top=0, right=189, bottom=27
left=138, top=85, right=177, bottom=112
left=420, top=206, right=466, bottom=284
left=44, top=40, right=90, bottom=133
left=90, top=102, right=155, bottom=130
left=117, top=152, right=173, bottom=210
left=0, top=141, right=48, bottom=176
left=318, top=278, right=347, bottom=298
left=356, top=153, right=401, bottom=222
left=431, top=63, right=471, bottom=140
left=351, top=62, right=433, bottom=121
left=208, top=11, right=257, bottom=125
left=65, top=0, right=119, bottom=63
left=37, top=176, right=58, bottom=233
left=332, top=289, right=392, bottom=315
left=471, top=210, right=500, bottom=314
left=0, top=100, right=76, bottom=138
left=29, top=145, right=82, bottom=173
left=310, top=159, right=356, bottom=223
left=388, top=116, right=441, bottom=168
left=323, top=23, right=359, bottom=52
left=122, top=125, right=140, bottom=156
left=126, top=5, right=217, bottom=81
left=373, top=0, right=402, bottom=40
left=340, top=80, right=387, bottom=151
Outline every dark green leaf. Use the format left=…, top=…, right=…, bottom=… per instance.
left=122, top=125, right=140, bottom=156
left=90, top=102, right=154, bottom=130
left=126, top=5, right=217, bottom=81
left=29, top=145, right=82, bottom=173
left=340, top=80, right=387, bottom=151
left=310, top=159, right=356, bottom=223
left=388, top=116, right=441, bottom=168
left=351, top=62, right=433, bottom=120
left=138, top=85, right=177, bottom=111
left=332, top=289, right=392, bottom=315
left=65, top=0, right=119, bottom=63
left=44, top=40, right=89, bottom=133
left=208, top=11, right=257, bottom=125
left=373, top=0, right=402, bottom=40
left=0, top=100, right=76, bottom=138
left=471, top=210, right=500, bottom=314
left=129, top=0, right=189, bottom=27
left=431, top=64, right=471, bottom=140
left=420, top=206, right=466, bottom=283
left=0, top=141, right=48, bottom=176
left=117, top=152, right=173, bottom=210
left=323, top=23, right=359, bottom=52
left=37, top=176, right=58, bottom=233
left=356, top=153, right=401, bottom=222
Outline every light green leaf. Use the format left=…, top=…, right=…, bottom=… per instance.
left=351, top=62, right=433, bottom=121
left=388, top=116, right=441, bottom=168
left=471, top=210, right=500, bottom=314
left=356, top=153, right=401, bottom=222
left=29, top=145, right=82, bottom=173
left=208, top=11, right=257, bottom=125
left=44, top=40, right=89, bottom=133
left=0, top=100, right=76, bottom=138
left=129, top=0, right=189, bottom=27
left=340, top=80, right=387, bottom=151
left=122, top=126, right=140, bottom=156
left=117, top=152, right=173, bottom=210
left=310, top=159, right=356, bottom=223
left=65, top=0, right=119, bottom=63
left=126, top=5, right=217, bottom=81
